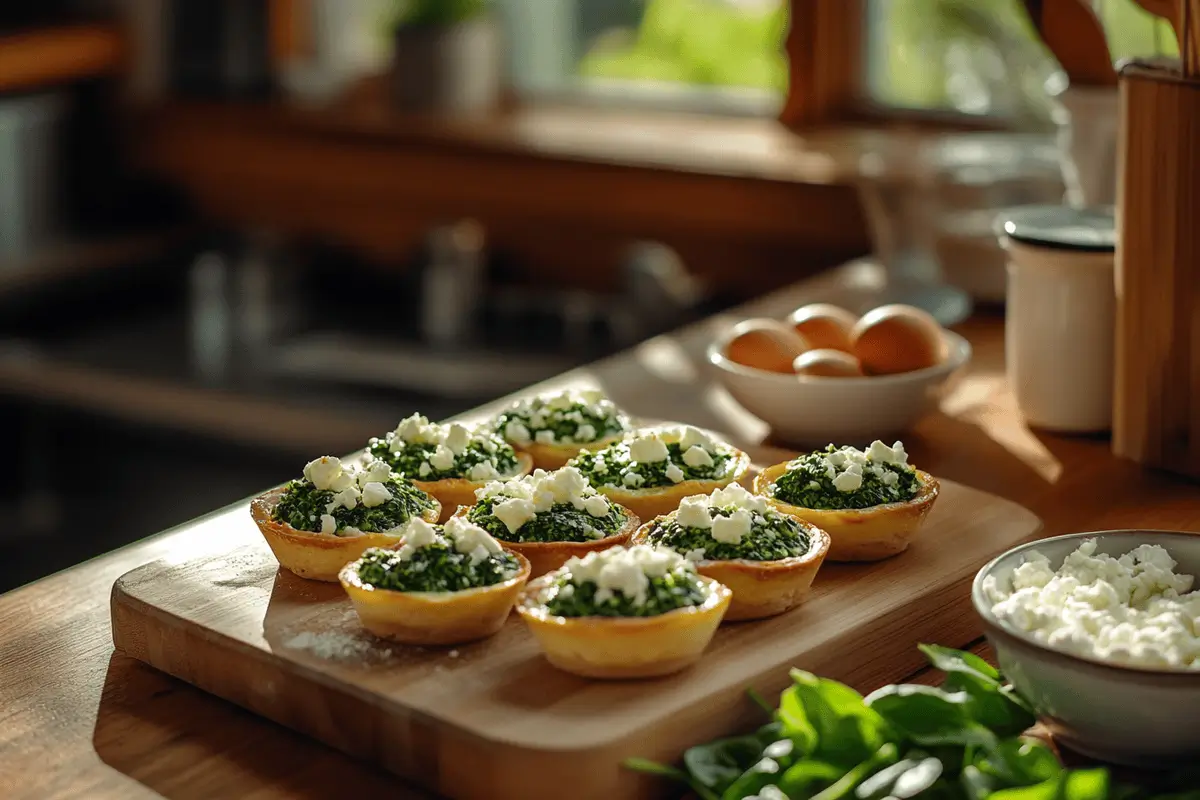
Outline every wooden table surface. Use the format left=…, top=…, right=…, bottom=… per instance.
left=4, top=264, right=1200, bottom=800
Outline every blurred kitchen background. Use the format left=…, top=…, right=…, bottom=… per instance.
left=0, top=0, right=1176, bottom=591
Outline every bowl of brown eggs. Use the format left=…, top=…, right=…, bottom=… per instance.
left=707, top=303, right=971, bottom=446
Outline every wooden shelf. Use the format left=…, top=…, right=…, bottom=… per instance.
left=0, top=24, right=124, bottom=94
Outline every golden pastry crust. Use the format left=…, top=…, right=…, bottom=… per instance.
left=630, top=516, right=831, bottom=621
left=450, top=503, right=640, bottom=578
left=591, top=448, right=752, bottom=522
left=414, top=452, right=534, bottom=522
left=515, top=574, right=731, bottom=679
left=753, top=463, right=940, bottom=562
left=250, top=488, right=441, bottom=583
left=514, top=435, right=625, bottom=471
left=339, top=550, right=531, bottom=646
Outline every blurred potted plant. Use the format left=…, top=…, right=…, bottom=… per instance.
left=387, top=0, right=501, bottom=113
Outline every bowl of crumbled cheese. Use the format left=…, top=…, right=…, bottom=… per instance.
left=973, top=530, right=1200, bottom=767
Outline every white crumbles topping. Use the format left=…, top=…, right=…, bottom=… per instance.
left=498, top=389, right=625, bottom=446
left=556, top=545, right=693, bottom=606
left=302, top=457, right=401, bottom=516
left=393, top=517, right=506, bottom=566
left=623, top=472, right=645, bottom=488
left=475, top=467, right=614, bottom=534
left=467, top=462, right=500, bottom=482
left=628, top=433, right=670, bottom=463
left=665, top=463, right=685, bottom=483
left=320, top=514, right=337, bottom=534
left=710, top=509, right=754, bottom=544
left=385, top=414, right=513, bottom=480
left=429, top=445, right=456, bottom=472
left=683, top=445, right=715, bottom=468
left=793, top=440, right=911, bottom=494
left=984, top=539, right=1200, bottom=669
left=674, top=484, right=772, bottom=533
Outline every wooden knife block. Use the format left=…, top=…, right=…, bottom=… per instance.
left=1113, top=61, right=1200, bottom=478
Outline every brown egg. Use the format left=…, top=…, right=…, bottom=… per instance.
left=793, top=349, right=864, bottom=378
left=850, top=304, right=947, bottom=375
left=787, top=303, right=858, bottom=352
left=725, top=319, right=811, bottom=374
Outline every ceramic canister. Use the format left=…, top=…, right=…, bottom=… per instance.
left=998, top=205, right=1117, bottom=433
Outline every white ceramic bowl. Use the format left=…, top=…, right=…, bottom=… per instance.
left=707, top=321, right=971, bottom=447
left=973, top=530, right=1200, bottom=767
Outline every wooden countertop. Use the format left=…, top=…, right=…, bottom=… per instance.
left=4, top=264, right=1199, bottom=799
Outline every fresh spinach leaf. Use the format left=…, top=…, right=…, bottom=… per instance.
left=788, top=670, right=891, bottom=767
left=722, top=752, right=792, bottom=800
left=683, top=732, right=769, bottom=793
left=961, top=765, right=999, bottom=800
left=781, top=761, right=848, bottom=799
left=865, top=684, right=999, bottom=749
left=855, top=757, right=945, bottom=799
left=989, top=769, right=1109, bottom=800
left=623, top=757, right=720, bottom=800
left=811, top=743, right=901, bottom=800
left=976, top=739, right=1060, bottom=786
left=919, top=645, right=1001, bottom=682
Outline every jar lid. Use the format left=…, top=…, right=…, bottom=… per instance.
left=995, top=205, right=1116, bottom=253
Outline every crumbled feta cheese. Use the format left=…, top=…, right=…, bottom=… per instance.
left=360, top=481, right=392, bottom=508
left=676, top=496, right=714, bottom=530
left=505, top=421, right=532, bottom=444
left=708, top=483, right=769, bottom=513
left=395, top=517, right=441, bottom=560
left=360, top=460, right=393, bottom=486
left=679, top=426, right=715, bottom=452
left=559, top=545, right=690, bottom=606
left=418, top=461, right=432, bottom=478
left=444, top=516, right=504, bottom=565
left=535, top=430, right=557, bottom=445
left=623, top=472, right=646, bottom=488
left=326, top=486, right=362, bottom=514
left=444, top=423, right=471, bottom=456
left=684, top=548, right=707, bottom=563
left=493, top=497, right=538, bottom=534
left=710, top=509, right=753, bottom=544
left=429, top=445, right=456, bottom=472
left=395, top=414, right=439, bottom=444
left=575, top=423, right=597, bottom=442
left=320, top=514, right=337, bottom=534
left=986, top=539, right=1200, bottom=669
left=304, top=456, right=345, bottom=491
left=583, top=494, right=610, bottom=518
left=683, top=445, right=714, bottom=468
left=832, top=471, right=863, bottom=492
left=665, top=463, right=685, bottom=483
left=477, top=467, right=610, bottom=520
left=628, top=433, right=670, bottom=463
left=467, top=462, right=500, bottom=482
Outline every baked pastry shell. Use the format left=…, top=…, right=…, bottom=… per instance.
left=511, top=434, right=625, bottom=471
left=338, top=549, right=531, bottom=646
left=451, top=503, right=640, bottom=578
left=753, top=464, right=940, bottom=562
left=515, top=574, right=731, bottom=679
left=250, top=487, right=441, bottom=583
left=630, top=516, right=831, bottom=621
left=589, top=448, right=752, bottom=522
left=413, top=452, right=534, bottom=522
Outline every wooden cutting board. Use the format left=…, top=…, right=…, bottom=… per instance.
left=110, top=446, right=1041, bottom=800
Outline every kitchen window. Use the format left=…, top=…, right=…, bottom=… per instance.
left=496, top=0, right=788, bottom=116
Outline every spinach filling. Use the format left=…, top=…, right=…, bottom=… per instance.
left=468, top=498, right=627, bottom=543
left=543, top=568, right=710, bottom=618
left=571, top=442, right=731, bottom=490
left=644, top=507, right=812, bottom=562
left=272, top=478, right=434, bottom=534
left=495, top=401, right=626, bottom=445
left=367, top=436, right=518, bottom=481
left=354, top=545, right=520, bottom=593
left=770, top=447, right=919, bottom=511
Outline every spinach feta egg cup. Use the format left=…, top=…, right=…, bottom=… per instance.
left=753, top=441, right=939, bottom=563
left=566, top=426, right=750, bottom=523
left=630, top=484, right=831, bottom=621
left=491, top=389, right=632, bottom=470
left=251, top=456, right=441, bottom=582
left=515, top=544, right=732, bottom=679
left=453, top=466, right=640, bottom=578
left=368, top=414, right=533, bottom=522
left=339, top=516, right=531, bottom=646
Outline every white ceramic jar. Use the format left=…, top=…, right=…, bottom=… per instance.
left=999, top=206, right=1117, bottom=433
